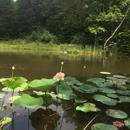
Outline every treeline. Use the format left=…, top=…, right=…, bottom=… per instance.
left=0, top=0, right=130, bottom=52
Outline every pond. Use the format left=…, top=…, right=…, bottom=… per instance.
left=0, top=50, right=130, bottom=130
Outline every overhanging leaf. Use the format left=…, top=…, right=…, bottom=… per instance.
left=124, top=118, right=130, bottom=129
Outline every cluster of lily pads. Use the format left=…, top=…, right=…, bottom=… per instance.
left=0, top=67, right=130, bottom=130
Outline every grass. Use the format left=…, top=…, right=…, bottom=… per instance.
left=0, top=39, right=103, bottom=56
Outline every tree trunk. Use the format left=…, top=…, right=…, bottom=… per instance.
left=103, top=5, right=130, bottom=51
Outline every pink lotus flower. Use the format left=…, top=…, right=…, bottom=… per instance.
left=53, top=72, right=65, bottom=81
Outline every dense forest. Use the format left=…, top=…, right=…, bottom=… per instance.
left=0, top=0, right=130, bottom=53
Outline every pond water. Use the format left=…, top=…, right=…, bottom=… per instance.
left=0, top=50, right=130, bottom=130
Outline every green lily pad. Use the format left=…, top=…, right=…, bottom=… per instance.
left=75, top=98, right=87, bottom=103
left=124, top=118, right=130, bottom=129
left=9, top=96, right=21, bottom=103
left=0, top=117, right=12, bottom=126
left=56, top=81, right=77, bottom=100
left=106, top=94, right=119, bottom=98
left=0, top=93, right=5, bottom=98
left=119, top=96, right=130, bottom=103
left=93, top=94, right=118, bottom=106
left=20, top=83, right=28, bottom=91
left=28, top=78, right=56, bottom=91
left=113, top=75, right=126, bottom=79
left=106, top=109, right=127, bottom=119
left=87, top=78, right=105, bottom=86
left=117, top=90, right=130, bottom=96
left=64, top=76, right=77, bottom=85
left=2, top=87, right=20, bottom=92
left=79, top=84, right=98, bottom=93
left=2, top=77, right=27, bottom=89
left=76, top=103, right=100, bottom=113
left=13, top=94, right=44, bottom=109
left=91, top=123, right=118, bottom=130
left=100, top=72, right=111, bottom=74
left=98, top=88, right=116, bottom=94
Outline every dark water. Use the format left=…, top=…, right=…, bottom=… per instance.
left=0, top=51, right=130, bottom=130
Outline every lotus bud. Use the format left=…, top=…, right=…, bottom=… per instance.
left=12, top=66, right=15, bottom=70
left=61, top=61, right=64, bottom=65
left=83, top=66, right=86, bottom=69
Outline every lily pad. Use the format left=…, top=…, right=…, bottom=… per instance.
left=98, top=88, right=116, bottom=94
left=113, top=75, right=126, bottom=79
left=91, top=123, right=118, bottom=130
left=28, top=78, right=56, bottom=91
left=100, top=72, right=111, bottom=74
left=2, top=77, right=27, bottom=89
left=93, top=94, right=118, bottom=106
left=106, top=94, right=119, bottom=98
left=0, top=93, right=5, bottom=98
left=0, top=117, right=12, bottom=126
left=87, top=78, right=105, bottom=86
left=2, top=87, right=20, bottom=92
left=124, top=118, right=130, bottom=129
left=106, top=109, right=127, bottom=119
left=64, top=76, right=77, bottom=85
left=79, top=84, right=98, bottom=93
left=76, top=103, right=100, bottom=113
left=117, top=90, right=130, bottom=96
left=13, top=94, right=44, bottom=109
left=119, top=96, right=130, bottom=103
left=75, top=98, right=87, bottom=103
left=20, top=83, right=28, bottom=91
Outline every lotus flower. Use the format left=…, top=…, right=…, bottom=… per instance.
left=53, top=72, right=65, bottom=81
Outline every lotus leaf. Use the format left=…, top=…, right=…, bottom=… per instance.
left=123, top=84, right=130, bottom=89
left=98, top=88, right=116, bottom=93
left=33, top=91, right=45, bottom=96
left=93, top=94, right=118, bottom=106
left=56, top=81, right=77, bottom=100
left=64, top=76, right=77, bottom=85
left=106, top=94, right=119, bottom=98
left=71, top=85, right=80, bottom=90
left=0, top=117, right=12, bottom=126
left=2, top=87, right=20, bottom=92
left=124, top=118, right=130, bottom=129
left=2, top=77, right=27, bottom=89
left=76, top=103, right=100, bottom=113
left=28, top=78, right=56, bottom=91
left=87, top=78, right=105, bottom=86
left=0, top=93, right=4, bottom=98
left=9, top=96, right=21, bottom=103
left=117, top=90, right=130, bottom=96
left=79, top=84, right=98, bottom=93
left=91, top=123, right=118, bottom=130
left=100, top=72, right=111, bottom=74
left=48, top=93, right=61, bottom=103
left=20, top=83, right=28, bottom=91
left=75, top=98, right=87, bottom=103
left=113, top=75, right=126, bottom=79
left=106, top=77, right=117, bottom=80
left=106, top=109, right=127, bottom=119
left=13, top=94, right=43, bottom=109
left=119, top=96, right=130, bottom=103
